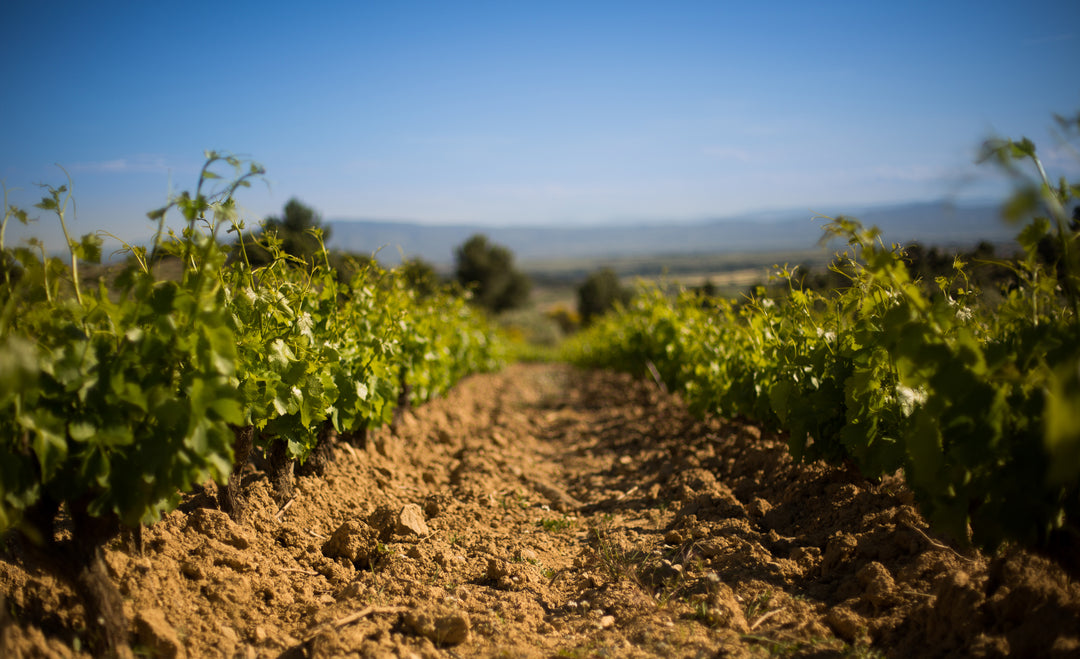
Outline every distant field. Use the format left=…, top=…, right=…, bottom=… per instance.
left=521, top=248, right=829, bottom=282
left=522, top=248, right=832, bottom=311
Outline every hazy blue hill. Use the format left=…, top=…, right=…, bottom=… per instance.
left=327, top=200, right=1014, bottom=266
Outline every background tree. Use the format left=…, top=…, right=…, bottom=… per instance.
left=399, top=256, right=441, bottom=297
left=453, top=234, right=531, bottom=313
left=238, top=198, right=330, bottom=266
left=577, top=267, right=631, bottom=325
left=327, top=250, right=377, bottom=286
left=694, top=278, right=719, bottom=298
left=1036, top=205, right=1080, bottom=294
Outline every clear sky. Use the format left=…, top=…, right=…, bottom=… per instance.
left=2, top=0, right=1079, bottom=250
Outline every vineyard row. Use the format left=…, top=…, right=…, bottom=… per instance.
left=566, top=131, right=1080, bottom=574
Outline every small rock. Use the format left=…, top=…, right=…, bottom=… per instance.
left=135, top=608, right=186, bottom=659
left=131, top=557, right=152, bottom=573
left=404, top=607, right=470, bottom=646
left=396, top=504, right=431, bottom=537
left=663, top=530, right=685, bottom=545
left=598, top=615, right=616, bottom=629
left=322, top=520, right=380, bottom=566
left=218, top=625, right=238, bottom=658
left=517, top=548, right=538, bottom=563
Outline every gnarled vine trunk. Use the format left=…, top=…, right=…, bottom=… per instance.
left=391, top=367, right=412, bottom=434
left=297, top=419, right=336, bottom=478
left=67, top=498, right=132, bottom=659
left=218, top=424, right=255, bottom=521
left=267, top=437, right=295, bottom=506
left=341, top=424, right=367, bottom=450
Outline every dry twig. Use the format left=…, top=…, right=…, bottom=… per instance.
left=904, top=522, right=978, bottom=563
left=331, top=605, right=409, bottom=629
left=274, top=497, right=297, bottom=522
left=302, top=605, right=410, bottom=643
left=645, top=360, right=668, bottom=394
left=749, top=608, right=782, bottom=631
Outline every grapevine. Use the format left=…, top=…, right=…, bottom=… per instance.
left=0, top=153, right=507, bottom=655
left=567, top=118, right=1080, bottom=571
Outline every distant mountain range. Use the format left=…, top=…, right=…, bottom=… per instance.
left=327, top=200, right=1018, bottom=266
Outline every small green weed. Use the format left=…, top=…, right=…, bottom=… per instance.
left=538, top=517, right=575, bottom=532
left=500, top=491, right=530, bottom=510
left=745, top=589, right=773, bottom=619
left=742, top=631, right=850, bottom=657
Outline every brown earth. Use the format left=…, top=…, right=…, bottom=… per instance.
left=2, top=362, right=1079, bottom=658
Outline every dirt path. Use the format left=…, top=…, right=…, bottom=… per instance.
left=3, top=363, right=1080, bottom=658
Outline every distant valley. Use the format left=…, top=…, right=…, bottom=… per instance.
left=326, top=200, right=1016, bottom=267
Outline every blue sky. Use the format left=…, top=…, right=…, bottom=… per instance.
left=2, top=1, right=1079, bottom=250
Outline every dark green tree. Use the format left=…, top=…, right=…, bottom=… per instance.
left=453, top=234, right=531, bottom=312
left=399, top=257, right=441, bottom=297
left=327, top=249, right=377, bottom=286
left=577, top=267, right=631, bottom=325
left=695, top=278, right=719, bottom=298
left=238, top=198, right=330, bottom=266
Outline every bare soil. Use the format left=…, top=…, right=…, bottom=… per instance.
left=3, top=363, right=1079, bottom=658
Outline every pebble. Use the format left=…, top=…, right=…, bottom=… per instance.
left=135, top=608, right=186, bottom=659
left=396, top=503, right=431, bottom=537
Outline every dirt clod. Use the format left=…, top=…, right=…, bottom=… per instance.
left=134, top=608, right=185, bottom=659
left=826, top=605, right=869, bottom=645
left=404, top=606, right=471, bottom=646
left=184, top=507, right=250, bottom=549
left=705, top=582, right=749, bottom=633
left=322, top=520, right=380, bottom=566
